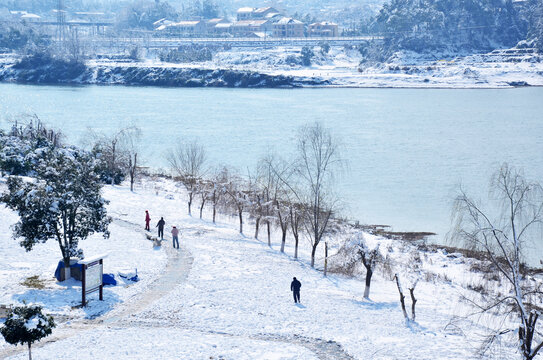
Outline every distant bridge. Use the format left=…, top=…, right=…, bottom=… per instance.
left=86, top=36, right=383, bottom=49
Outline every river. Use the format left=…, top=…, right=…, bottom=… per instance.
left=1, top=83, right=542, bottom=255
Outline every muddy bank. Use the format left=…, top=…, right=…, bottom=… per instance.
left=0, top=58, right=328, bottom=88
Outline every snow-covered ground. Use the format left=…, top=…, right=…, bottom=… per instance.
left=0, top=176, right=527, bottom=359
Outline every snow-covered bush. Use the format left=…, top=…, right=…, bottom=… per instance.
left=1, top=304, right=55, bottom=360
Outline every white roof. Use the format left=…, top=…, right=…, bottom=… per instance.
left=276, top=17, right=303, bottom=25
left=174, top=20, right=201, bottom=26
left=79, top=254, right=108, bottom=265
left=311, top=21, right=337, bottom=26
left=215, top=23, right=232, bottom=28
left=237, top=7, right=254, bottom=13
left=21, top=13, right=41, bottom=19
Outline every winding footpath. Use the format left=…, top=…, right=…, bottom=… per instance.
left=1, top=218, right=354, bottom=360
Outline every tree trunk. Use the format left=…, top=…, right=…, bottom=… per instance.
left=62, top=256, right=71, bottom=281
left=238, top=207, right=243, bottom=234
left=409, top=287, right=417, bottom=321
left=28, top=342, right=32, bottom=360
left=324, top=242, right=328, bottom=276
left=363, top=267, right=373, bottom=298
left=311, top=244, right=317, bottom=268
left=254, top=217, right=260, bottom=239
left=394, top=274, right=408, bottom=320
left=199, top=198, right=205, bottom=219
left=280, top=228, right=287, bottom=253
left=294, top=234, right=299, bottom=259
left=212, top=203, right=216, bottom=223
left=188, top=192, right=193, bottom=216
left=129, top=153, right=137, bottom=192
left=267, top=221, right=271, bottom=246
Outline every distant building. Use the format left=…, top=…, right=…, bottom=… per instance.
left=154, top=18, right=175, bottom=29
left=273, top=17, right=304, bottom=38
left=236, top=6, right=281, bottom=21
left=231, top=19, right=272, bottom=36
left=158, top=20, right=206, bottom=36
left=206, top=18, right=228, bottom=33
left=213, top=22, right=233, bottom=35
left=236, top=7, right=254, bottom=21
left=253, top=7, right=280, bottom=19
left=308, top=22, right=338, bottom=37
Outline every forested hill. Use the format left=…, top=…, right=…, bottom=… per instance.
left=372, top=0, right=543, bottom=54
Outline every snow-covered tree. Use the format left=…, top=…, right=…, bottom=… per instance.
left=1, top=146, right=111, bottom=279
left=347, top=232, right=382, bottom=299
left=0, top=304, right=55, bottom=360
left=451, top=163, right=543, bottom=359
left=0, top=117, right=63, bottom=176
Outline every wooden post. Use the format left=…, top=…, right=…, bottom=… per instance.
left=81, top=264, right=86, bottom=306
left=99, top=259, right=103, bottom=301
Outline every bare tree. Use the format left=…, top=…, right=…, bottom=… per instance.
left=196, top=179, right=212, bottom=219
left=451, top=163, right=543, bottom=360
left=296, top=122, right=342, bottom=268
left=210, top=167, right=228, bottom=224
left=265, top=156, right=292, bottom=253
left=224, top=171, right=249, bottom=234
left=168, top=140, right=207, bottom=216
left=289, top=202, right=303, bottom=259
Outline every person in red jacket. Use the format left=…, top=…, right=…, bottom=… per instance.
left=145, top=210, right=151, bottom=231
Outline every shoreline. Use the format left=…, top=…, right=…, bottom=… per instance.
left=0, top=77, right=540, bottom=90
left=1, top=49, right=542, bottom=89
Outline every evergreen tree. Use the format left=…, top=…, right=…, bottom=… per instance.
left=373, top=0, right=526, bottom=52
left=1, top=304, right=55, bottom=360
left=1, top=146, right=111, bottom=271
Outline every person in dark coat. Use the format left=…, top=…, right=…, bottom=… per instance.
left=291, top=277, right=302, bottom=303
left=156, top=217, right=165, bottom=239
left=145, top=210, right=151, bottom=231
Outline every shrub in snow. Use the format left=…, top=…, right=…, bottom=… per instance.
left=1, top=304, right=55, bottom=360
left=301, top=46, right=314, bottom=66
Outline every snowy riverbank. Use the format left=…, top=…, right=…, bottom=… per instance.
left=1, top=46, right=542, bottom=88
left=1, top=175, right=535, bottom=359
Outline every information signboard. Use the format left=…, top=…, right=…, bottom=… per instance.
left=79, top=254, right=107, bottom=306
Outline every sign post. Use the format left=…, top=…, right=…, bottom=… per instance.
left=79, top=254, right=107, bottom=307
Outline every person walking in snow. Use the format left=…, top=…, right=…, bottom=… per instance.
left=171, top=226, right=179, bottom=249
left=145, top=210, right=151, bottom=231
left=156, top=217, right=165, bottom=240
left=291, top=277, right=302, bottom=303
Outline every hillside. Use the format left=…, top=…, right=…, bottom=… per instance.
left=0, top=175, right=531, bottom=359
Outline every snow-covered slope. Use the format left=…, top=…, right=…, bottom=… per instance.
left=0, top=176, right=528, bottom=359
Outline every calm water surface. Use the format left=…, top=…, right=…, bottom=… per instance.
left=1, top=83, right=542, bottom=252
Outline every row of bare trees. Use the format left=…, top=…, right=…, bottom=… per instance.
left=167, top=122, right=343, bottom=268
